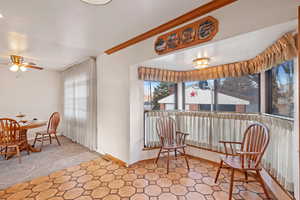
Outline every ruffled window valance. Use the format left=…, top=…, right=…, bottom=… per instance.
left=138, top=32, right=298, bottom=82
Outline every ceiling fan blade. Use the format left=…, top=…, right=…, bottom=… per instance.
left=23, top=62, right=36, bottom=66
left=0, top=55, right=10, bottom=59
left=0, top=62, right=10, bottom=65
left=25, top=65, right=43, bottom=70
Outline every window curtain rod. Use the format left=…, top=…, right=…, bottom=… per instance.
left=138, top=32, right=298, bottom=82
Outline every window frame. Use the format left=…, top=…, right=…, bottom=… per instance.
left=265, top=60, right=294, bottom=118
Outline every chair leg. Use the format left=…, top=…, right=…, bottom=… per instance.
left=167, top=150, right=170, bottom=174
left=256, top=170, right=270, bottom=199
left=182, top=147, right=190, bottom=171
left=155, top=147, right=162, bottom=164
left=26, top=143, right=30, bottom=155
left=215, top=160, right=223, bottom=183
left=16, top=146, right=21, bottom=164
left=4, top=147, right=8, bottom=160
left=174, top=149, right=177, bottom=160
left=54, top=135, right=61, bottom=146
left=41, top=135, right=44, bottom=150
left=49, top=134, right=52, bottom=144
left=228, top=168, right=235, bottom=200
left=244, top=171, right=248, bottom=183
left=33, top=134, right=38, bottom=147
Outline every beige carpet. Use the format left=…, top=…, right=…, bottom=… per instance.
left=0, top=136, right=100, bottom=189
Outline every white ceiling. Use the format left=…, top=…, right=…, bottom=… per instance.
left=0, top=0, right=298, bottom=71
left=141, top=20, right=297, bottom=71
left=0, top=0, right=211, bottom=70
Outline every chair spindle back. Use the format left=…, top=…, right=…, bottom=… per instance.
left=241, top=123, right=270, bottom=168
left=0, top=118, right=21, bottom=145
left=47, top=112, right=60, bottom=134
left=156, top=117, right=176, bottom=146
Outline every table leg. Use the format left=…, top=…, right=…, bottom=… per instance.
left=20, top=129, right=41, bottom=153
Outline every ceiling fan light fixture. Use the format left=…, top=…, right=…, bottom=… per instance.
left=80, top=0, right=112, bottom=5
left=193, top=57, right=210, bottom=69
left=9, top=64, right=19, bottom=72
left=20, top=66, right=27, bottom=72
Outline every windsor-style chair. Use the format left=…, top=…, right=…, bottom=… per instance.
left=0, top=118, right=28, bottom=163
left=33, top=112, right=61, bottom=150
left=156, top=117, right=190, bottom=174
left=214, top=123, right=270, bottom=200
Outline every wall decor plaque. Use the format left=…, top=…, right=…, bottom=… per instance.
left=154, top=16, right=219, bottom=55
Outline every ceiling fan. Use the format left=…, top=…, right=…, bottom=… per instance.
left=0, top=55, right=43, bottom=72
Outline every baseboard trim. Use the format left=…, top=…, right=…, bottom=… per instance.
left=103, top=154, right=127, bottom=167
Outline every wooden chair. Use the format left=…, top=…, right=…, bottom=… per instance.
left=33, top=112, right=61, bottom=149
left=214, top=123, right=271, bottom=200
left=0, top=118, right=28, bottom=163
left=155, top=117, right=190, bottom=173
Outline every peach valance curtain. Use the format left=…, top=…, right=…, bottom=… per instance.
left=138, top=32, right=297, bottom=82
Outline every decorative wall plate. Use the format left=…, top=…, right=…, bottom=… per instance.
left=155, top=38, right=167, bottom=52
left=154, top=16, right=219, bottom=55
left=181, top=27, right=196, bottom=44
left=198, top=20, right=215, bottom=40
left=167, top=33, right=179, bottom=49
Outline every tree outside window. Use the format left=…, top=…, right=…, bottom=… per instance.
left=269, top=60, right=294, bottom=118
left=144, top=81, right=177, bottom=111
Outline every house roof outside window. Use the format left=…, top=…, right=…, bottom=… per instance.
left=158, top=87, right=250, bottom=105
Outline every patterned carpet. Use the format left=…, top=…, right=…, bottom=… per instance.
left=0, top=136, right=100, bottom=190
left=0, top=155, right=274, bottom=200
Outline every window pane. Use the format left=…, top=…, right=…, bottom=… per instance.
left=64, top=75, right=88, bottom=120
left=184, top=81, right=214, bottom=111
left=144, top=81, right=177, bottom=111
left=216, top=75, right=260, bottom=113
left=271, top=60, right=294, bottom=118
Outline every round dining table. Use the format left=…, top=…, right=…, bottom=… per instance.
left=19, top=120, right=47, bottom=152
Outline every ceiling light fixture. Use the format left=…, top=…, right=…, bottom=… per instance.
left=20, top=66, right=27, bottom=72
left=10, top=64, right=19, bottom=72
left=80, top=0, right=112, bottom=5
left=193, top=57, right=210, bottom=69
left=0, top=13, right=3, bottom=18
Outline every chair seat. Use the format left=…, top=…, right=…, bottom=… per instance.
left=162, top=143, right=186, bottom=150
left=0, top=141, right=24, bottom=147
left=36, top=130, right=55, bottom=135
left=220, top=155, right=259, bottom=170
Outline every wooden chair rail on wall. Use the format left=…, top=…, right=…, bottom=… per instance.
left=104, top=0, right=237, bottom=55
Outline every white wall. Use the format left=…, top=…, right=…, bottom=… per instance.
left=294, top=57, right=300, bottom=199
left=0, top=67, right=61, bottom=139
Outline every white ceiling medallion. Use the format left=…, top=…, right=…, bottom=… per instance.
left=80, top=0, right=112, bottom=5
